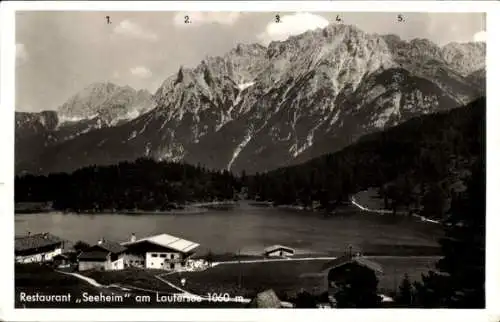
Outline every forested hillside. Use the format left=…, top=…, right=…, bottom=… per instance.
left=245, top=97, right=485, bottom=220
left=15, top=159, right=237, bottom=212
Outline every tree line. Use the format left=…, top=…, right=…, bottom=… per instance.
left=15, top=158, right=237, bottom=212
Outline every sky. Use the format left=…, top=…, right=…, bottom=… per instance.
left=15, top=11, right=486, bottom=112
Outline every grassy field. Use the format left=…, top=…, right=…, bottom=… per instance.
left=82, top=268, right=179, bottom=293
left=374, top=257, right=438, bottom=294
left=162, top=260, right=329, bottom=300
left=14, top=255, right=439, bottom=308
left=161, top=256, right=440, bottom=300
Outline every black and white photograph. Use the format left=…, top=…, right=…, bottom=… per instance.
left=8, top=5, right=487, bottom=313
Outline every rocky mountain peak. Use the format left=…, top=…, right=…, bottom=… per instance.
left=16, top=23, right=487, bottom=175
left=232, top=43, right=267, bottom=56
left=441, top=41, right=486, bottom=75
left=57, top=82, right=154, bottom=125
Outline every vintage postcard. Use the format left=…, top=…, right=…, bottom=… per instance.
left=0, top=1, right=496, bottom=322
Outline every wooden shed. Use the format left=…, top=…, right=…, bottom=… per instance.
left=263, top=245, right=295, bottom=257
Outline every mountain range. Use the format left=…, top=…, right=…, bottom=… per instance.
left=15, top=24, right=486, bottom=175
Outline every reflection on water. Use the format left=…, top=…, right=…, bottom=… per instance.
left=15, top=206, right=441, bottom=255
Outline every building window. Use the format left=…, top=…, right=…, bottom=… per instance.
left=152, top=254, right=158, bottom=257
left=171, top=254, right=175, bottom=259
left=141, top=261, right=145, bottom=265
left=170, top=263, right=175, bottom=269
left=160, top=254, right=166, bottom=258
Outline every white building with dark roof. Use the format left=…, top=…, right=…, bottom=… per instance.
left=120, top=233, right=199, bottom=270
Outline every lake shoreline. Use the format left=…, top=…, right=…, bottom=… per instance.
left=15, top=201, right=442, bottom=260
left=15, top=200, right=238, bottom=215
left=15, top=198, right=442, bottom=225
left=248, top=199, right=442, bottom=225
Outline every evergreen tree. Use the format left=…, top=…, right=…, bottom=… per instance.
left=294, top=291, right=317, bottom=308
left=205, top=249, right=215, bottom=266
left=414, top=161, right=485, bottom=308
left=15, top=158, right=239, bottom=212
left=334, top=265, right=382, bottom=308
left=73, top=240, right=90, bottom=252
left=395, top=273, right=414, bottom=306
left=421, top=182, right=446, bottom=220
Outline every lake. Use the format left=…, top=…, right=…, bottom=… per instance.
left=15, top=203, right=442, bottom=256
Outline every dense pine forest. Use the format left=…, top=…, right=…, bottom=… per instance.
left=15, top=97, right=484, bottom=217
left=15, top=159, right=237, bottom=212
left=245, top=97, right=485, bottom=220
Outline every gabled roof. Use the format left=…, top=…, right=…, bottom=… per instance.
left=15, top=233, right=63, bottom=252
left=121, top=233, right=199, bottom=253
left=78, top=250, right=109, bottom=261
left=94, top=240, right=126, bottom=254
left=321, top=255, right=383, bottom=274
left=264, top=244, right=295, bottom=254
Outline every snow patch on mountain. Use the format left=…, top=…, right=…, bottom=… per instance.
left=293, top=119, right=326, bottom=157
left=128, top=131, right=137, bottom=141
left=58, top=114, right=99, bottom=125
left=227, top=132, right=253, bottom=170
left=237, top=82, right=255, bottom=91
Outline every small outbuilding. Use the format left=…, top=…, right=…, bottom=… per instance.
left=77, top=239, right=126, bottom=271
left=263, top=245, right=295, bottom=257
left=53, top=251, right=79, bottom=269
left=320, top=252, right=384, bottom=306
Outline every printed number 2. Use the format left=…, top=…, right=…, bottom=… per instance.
left=185, top=15, right=191, bottom=24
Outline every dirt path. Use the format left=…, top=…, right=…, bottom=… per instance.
left=56, top=270, right=104, bottom=287
left=350, top=196, right=440, bottom=224
left=213, top=256, right=336, bottom=265
left=56, top=270, right=179, bottom=295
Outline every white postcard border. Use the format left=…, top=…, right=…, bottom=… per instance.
left=1, top=1, right=498, bottom=322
